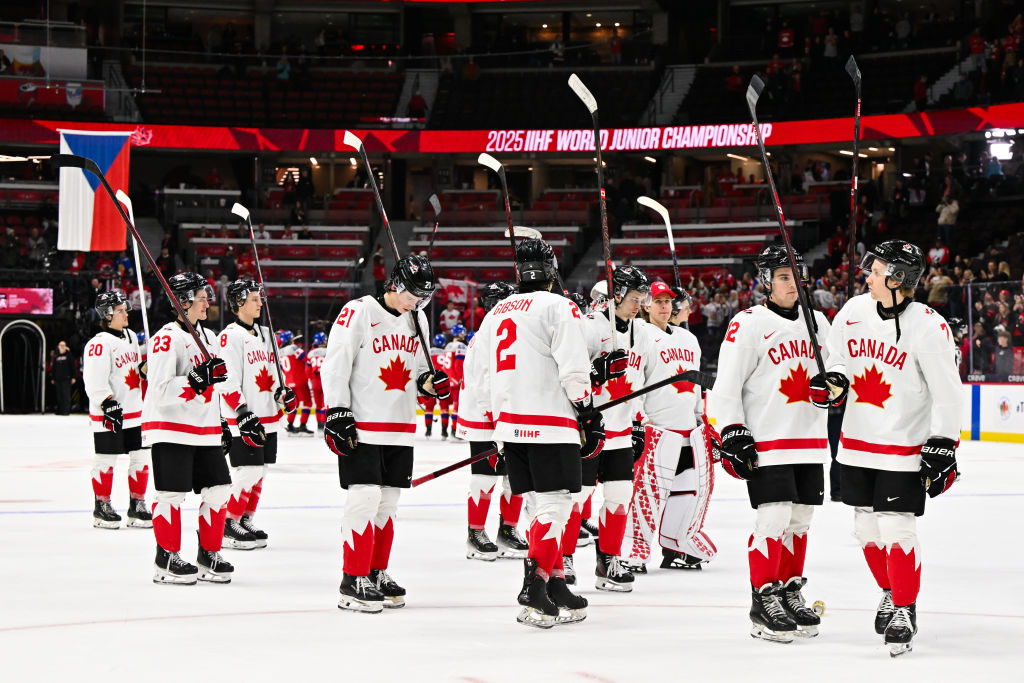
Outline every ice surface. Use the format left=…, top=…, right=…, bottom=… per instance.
left=1, top=414, right=1021, bottom=681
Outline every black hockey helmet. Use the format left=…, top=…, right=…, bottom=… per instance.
left=388, top=254, right=437, bottom=306
left=226, top=279, right=262, bottom=312
left=860, top=240, right=925, bottom=290
left=168, top=271, right=213, bottom=309
left=95, top=290, right=130, bottom=320
left=947, top=316, right=968, bottom=338
left=756, top=244, right=808, bottom=290
left=612, top=265, right=651, bottom=304
left=569, top=291, right=589, bottom=312
left=480, top=281, right=517, bottom=312
left=515, top=238, right=558, bottom=286
left=669, top=285, right=693, bottom=314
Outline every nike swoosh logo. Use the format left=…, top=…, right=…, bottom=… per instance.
left=763, top=332, right=776, bottom=340
left=601, top=338, right=610, bottom=343
left=371, top=322, right=381, bottom=327
left=846, top=321, right=861, bottom=326
left=818, top=491, right=824, bottom=496
left=886, top=496, right=899, bottom=502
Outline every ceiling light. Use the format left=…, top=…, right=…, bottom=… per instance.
left=868, top=147, right=878, bottom=151
left=644, top=156, right=657, bottom=163
left=888, top=147, right=895, bottom=151
left=839, top=150, right=854, bottom=156
left=615, top=22, right=621, bottom=27
left=542, top=24, right=548, bottom=28
left=349, top=157, right=358, bottom=166
left=309, top=157, right=318, bottom=166
left=726, top=153, right=748, bottom=161
left=596, top=22, right=602, bottom=27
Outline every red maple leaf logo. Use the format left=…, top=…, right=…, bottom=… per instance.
left=778, top=363, right=811, bottom=404
left=254, top=365, right=275, bottom=393
left=605, top=376, right=634, bottom=402
left=378, top=356, right=411, bottom=391
left=222, top=390, right=242, bottom=411
left=179, top=384, right=215, bottom=403
left=124, top=366, right=142, bottom=391
left=672, top=364, right=695, bottom=394
left=851, top=364, right=892, bottom=409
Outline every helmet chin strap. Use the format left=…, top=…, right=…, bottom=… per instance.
left=890, top=286, right=902, bottom=343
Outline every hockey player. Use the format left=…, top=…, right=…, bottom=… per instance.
left=322, top=254, right=450, bottom=613
left=711, top=245, right=831, bottom=642
left=635, top=281, right=714, bottom=571
left=83, top=290, right=151, bottom=529
left=419, top=334, right=447, bottom=437
left=577, top=267, right=651, bottom=592
left=306, top=332, right=328, bottom=431
left=443, top=323, right=468, bottom=436
left=280, top=331, right=314, bottom=436
left=217, top=279, right=297, bottom=551
left=458, top=281, right=528, bottom=562
left=142, top=272, right=234, bottom=584
left=816, top=240, right=963, bottom=657
left=470, top=239, right=601, bottom=627
left=137, top=331, right=149, bottom=399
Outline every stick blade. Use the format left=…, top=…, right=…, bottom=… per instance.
left=231, top=202, right=250, bottom=221
left=745, top=75, right=766, bottom=114
left=637, top=196, right=669, bottom=222
left=568, top=73, right=598, bottom=113
left=505, top=226, right=542, bottom=240
left=428, top=194, right=441, bottom=217
left=477, top=152, right=502, bottom=172
left=342, top=130, right=363, bottom=151
left=48, top=153, right=89, bottom=170
left=845, top=55, right=861, bottom=84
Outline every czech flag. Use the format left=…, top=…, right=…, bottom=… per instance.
left=57, top=130, right=133, bottom=252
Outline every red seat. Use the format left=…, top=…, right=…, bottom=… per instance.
left=480, top=267, right=512, bottom=280
left=321, top=245, right=357, bottom=258
left=317, top=267, right=350, bottom=280
left=732, top=242, right=763, bottom=256
left=281, top=267, right=314, bottom=280
left=442, top=268, right=474, bottom=280
left=280, top=245, right=315, bottom=259
left=692, top=243, right=726, bottom=258
left=196, top=244, right=228, bottom=258
left=455, top=247, right=483, bottom=259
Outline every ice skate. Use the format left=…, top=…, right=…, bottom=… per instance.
left=548, top=576, right=587, bottom=624
left=595, top=549, right=634, bottom=592
left=874, top=589, right=895, bottom=634
left=562, top=555, right=577, bottom=585
left=516, top=559, right=558, bottom=629
left=581, top=518, right=599, bottom=539
left=620, top=559, right=648, bottom=574
left=92, top=498, right=121, bottom=529
left=153, top=546, right=198, bottom=585
left=197, top=537, right=234, bottom=583
left=749, top=582, right=797, bottom=643
left=239, top=515, right=268, bottom=548
left=885, top=604, right=917, bottom=657
left=338, top=573, right=384, bottom=613
left=780, top=577, right=820, bottom=637
left=369, top=568, right=406, bottom=608
left=495, top=516, right=528, bottom=559
left=577, top=525, right=593, bottom=547
left=223, top=518, right=260, bottom=550
left=466, top=527, right=498, bottom=561
left=661, top=548, right=704, bottom=570
left=440, top=425, right=449, bottom=440
left=125, top=498, right=152, bottom=528
left=424, top=423, right=432, bottom=438
left=295, top=424, right=315, bottom=437
left=285, top=423, right=298, bottom=435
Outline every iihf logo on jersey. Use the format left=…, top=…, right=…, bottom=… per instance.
left=514, top=428, right=539, bottom=438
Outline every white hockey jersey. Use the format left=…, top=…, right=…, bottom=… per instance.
left=639, top=323, right=703, bottom=445
left=472, top=291, right=591, bottom=444
left=217, top=321, right=283, bottom=436
left=141, top=321, right=223, bottom=447
left=454, top=334, right=495, bottom=442
left=709, top=304, right=831, bottom=466
left=321, top=295, right=430, bottom=446
left=582, top=312, right=658, bottom=450
left=826, top=293, right=963, bottom=472
left=83, top=328, right=144, bottom=433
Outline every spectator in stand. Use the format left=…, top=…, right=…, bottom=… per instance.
left=969, top=28, right=987, bottom=69
left=914, top=75, right=929, bottom=110
left=766, top=53, right=785, bottom=80
left=850, top=4, right=865, bottom=48
left=298, top=226, right=313, bottom=240
left=725, top=65, right=744, bottom=96
left=372, top=245, right=386, bottom=296
left=254, top=223, right=271, bottom=240
left=157, top=247, right=176, bottom=279
left=927, top=239, right=950, bottom=267
left=291, top=203, right=307, bottom=225
left=926, top=266, right=955, bottom=316
left=218, top=246, right=238, bottom=281
left=953, top=72, right=975, bottom=104
left=823, top=26, right=839, bottom=64
left=280, top=224, right=297, bottom=240
left=26, top=227, right=47, bottom=267
left=51, top=340, right=76, bottom=415
left=205, top=167, right=223, bottom=189
left=1, top=227, right=18, bottom=268
left=936, top=191, right=959, bottom=244
left=236, top=248, right=256, bottom=279
left=407, top=90, right=428, bottom=119
left=463, top=56, right=481, bottom=80
left=992, top=331, right=1014, bottom=376
left=610, top=29, right=624, bottom=64
left=465, top=296, right=485, bottom=331
left=439, top=301, right=461, bottom=333
left=702, top=292, right=728, bottom=343
left=827, top=226, right=847, bottom=267
left=276, top=48, right=291, bottom=85
left=893, top=13, right=912, bottom=49
left=296, top=168, right=314, bottom=212
left=777, top=20, right=795, bottom=56
left=217, top=224, right=230, bottom=239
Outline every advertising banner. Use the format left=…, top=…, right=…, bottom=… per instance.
left=0, top=288, right=54, bottom=315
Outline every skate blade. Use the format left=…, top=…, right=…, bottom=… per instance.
left=152, top=569, right=197, bottom=585
left=794, top=625, right=819, bottom=638
left=126, top=517, right=153, bottom=529
left=496, top=546, right=527, bottom=560
left=93, top=518, right=121, bottom=529
left=223, top=538, right=259, bottom=551
left=661, top=559, right=704, bottom=570
left=621, top=563, right=647, bottom=574
left=198, top=569, right=232, bottom=584
left=555, top=608, right=587, bottom=624
left=595, top=577, right=634, bottom=593
left=888, top=642, right=912, bottom=657
left=576, top=536, right=593, bottom=547
left=750, top=623, right=795, bottom=643
left=382, top=596, right=406, bottom=609
left=338, top=597, right=384, bottom=613
left=516, top=607, right=556, bottom=629
left=465, top=545, right=498, bottom=562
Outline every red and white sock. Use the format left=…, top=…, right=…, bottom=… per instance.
left=598, top=502, right=628, bottom=556
left=748, top=534, right=783, bottom=589
left=527, top=519, right=561, bottom=578
left=127, top=462, right=149, bottom=501
left=246, top=477, right=263, bottom=517
left=91, top=466, right=114, bottom=501
left=152, top=494, right=183, bottom=553
left=499, top=487, right=523, bottom=526
left=560, top=501, right=582, bottom=557
left=467, top=475, right=496, bottom=530
left=343, top=521, right=374, bottom=576
left=886, top=541, right=921, bottom=606
left=778, top=530, right=808, bottom=583
left=198, top=502, right=227, bottom=552
left=370, top=517, right=395, bottom=571
left=861, top=542, right=891, bottom=590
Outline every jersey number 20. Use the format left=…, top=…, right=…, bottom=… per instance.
left=495, top=319, right=516, bottom=372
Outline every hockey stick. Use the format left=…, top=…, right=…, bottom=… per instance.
left=113, top=190, right=150, bottom=341
left=411, top=369, right=714, bottom=487
left=231, top=202, right=287, bottom=388
left=569, top=73, right=617, bottom=348
left=745, top=77, right=827, bottom=378
left=425, top=193, right=442, bottom=261
left=477, top=153, right=520, bottom=285
left=343, top=131, right=436, bottom=374
left=637, top=196, right=681, bottom=289
left=49, top=153, right=212, bottom=360
left=845, top=56, right=862, bottom=303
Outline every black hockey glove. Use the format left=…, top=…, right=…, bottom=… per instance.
left=631, top=420, right=647, bottom=462
left=416, top=370, right=451, bottom=401
left=324, top=407, right=358, bottom=457
left=100, top=396, right=123, bottom=433
left=919, top=437, right=958, bottom=498
left=809, top=371, right=850, bottom=409
left=591, top=349, right=629, bottom=388
left=275, top=385, right=297, bottom=414
left=220, top=418, right=232, bottom=456
left=138, top=361, right=147, bottom=381
left=235, top=409, right=267, bottom=448
left=719, top=424, right=758, bottom=481
left=187, top=357, right=227, bottom=396
left=574, top=399, right=605, bottom=460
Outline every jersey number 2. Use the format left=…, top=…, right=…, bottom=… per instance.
left=495, top=319, right=517, bottom=372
